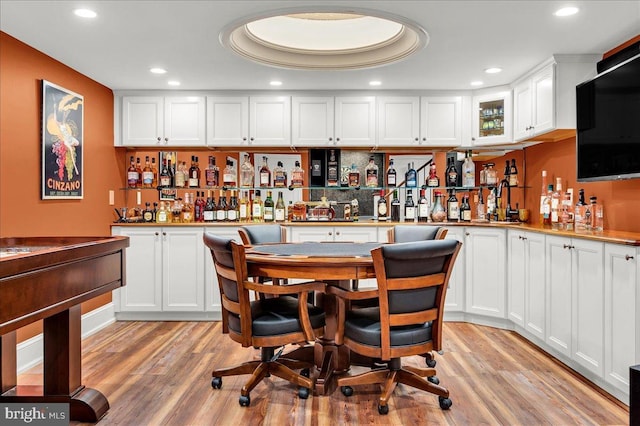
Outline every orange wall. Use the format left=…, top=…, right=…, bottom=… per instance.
left=0, top=32, right=124, bottom=340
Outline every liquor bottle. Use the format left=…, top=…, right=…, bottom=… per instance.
left=351, top=199, right=359, bottom=222
left=142, top=156, right=154, bottom=188
left=509, top=159, right=518, bottom=187
left=377, top=189, right=388, bottom=221
left=591, top=196, right=604, bottom=231
left=542, top=184, right=553, bottom=227
left=204, top=191, right=215, bottom=222
left=135, top=157, right=143, bottom=188
left=143, top=202, right=154, bottom=222
left=430, top=191, right=446, bottom=222
left=174, top=161, right=185, bottom=188
left=417, top=188, right=430, bottom=222
left=390, top=189, right=401, bottom=222
left=151, top=157, right=158, bottom=187
left=189, top=156, right=201, bottom=188
left=127, top=156, right=138, bottom=188
left=348, top=163, right=360, bottom=187
left=287, top=201, right=294, bottom=222
left=551, top=177, right=562, bottom=230
left=477, top=188, right=486, bottom=220
left=227, top=190, right=238, bottom=222
left=223, top=159, right=237, bottom=187
left=217, top=190, right=227, bottom=222
left=386, top=159, right=397, bottom=187
left=460, top=194, right=472, bottom=222
left=198, top=191, right=207, bottom=222
left=239, top=154, right=253, bottom=188
left=291, top=161, right=304, bottom=187
left=574, top=189, right=587, bottom=231
left=275, top=191, right=286, bottom=222
left=503, top=160, right=511, bottom=186
left=273, top=161, right=287, bottom=188
left=447, top=190, right=459, bottom=222
left=327, top=149, right=339, bottom=187
left=446, top=157, right=458, bottom=188
left=485, top=162, right=498, bottom=187
left=167, top=159, right=175, bottom=187
left=462, top=151, right=476, bottom=188
left=344, top=202, right=351, bottom=221
left=263, top=190, right=274, bottom=222
left=405, top=162, right=417, bottom=188
left=560, top=191, right=573, bottom=230
left=155, top=201, right=169, bottom=224
left=479, top=164, right=488, bottom=186
left=539, top=170, right=548, bottom=223
left=205, top=156, right=219, bottom=188
left=239, top=191, right=249, bottom=222
left=159, top=159, right=171, bottom=188
left=487, top=187, right=497, bottom=220
left=259, top=156, right=271, bottom=187
left=252, top=189, right=263, bottom=222
left=427, top=163, right=439, bottom=187
left=404, top=189, right=416, bottom=222
left=365, top=156, right=379, bottom=187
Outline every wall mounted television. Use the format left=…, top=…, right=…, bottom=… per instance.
left=576, top=52, right=640, bottom=182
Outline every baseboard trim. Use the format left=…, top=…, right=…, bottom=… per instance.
left=17, top=303, right=116, bottom=373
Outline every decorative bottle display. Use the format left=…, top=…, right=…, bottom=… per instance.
left=551, top=177, right=562, bottom=230
left=446, top=190, right=459, bottom=222
left=386, top=159, right=397, bottom=187
left=216, top=190, right=227, bottom=222
left=273, top=161, right=287, bottom=188
left=348, top=163, right=360, bottom=187
left=188, top=155, right=200, bottom=188
left=477, top=188, right=486, bottom=220
left=390, top=189, right=400, bottom=222
left=430, top=191, right=446, bottom=222
left=377, top=189, right=388, bottom=221
left=405, top=162, right=417, bottom=188
left=259, top=156, right=271, bottom=187
left=446, top=157, right=458, bottom=187
left=252, top=190, right=263, bottom=222
left=574, top=189, right=588, bottom=231
left=462, top=151, right=475, bottom=188
left=417, top=188, right=430, bottom=222
left=404, top=189, right=416, bottom=222
left=223, top=159, right=237, bottom=187
left=427, top=163, right=439, bottom=187
left=508, top=159, right=518, bottom=187
left=205, top=156, right=219, bottom=188
left=291, top=161, right=304, bottom=187
left=460, top=194, right=471, bottom=222
left=275, top=191, right=286, bottom=222
left=365, top=156, right=379, bottom=187
left=240, top=154, right=254, bottom=188
left=127, top=156, right=139, bottom=188
left=142, top=156, right=154, bottom=188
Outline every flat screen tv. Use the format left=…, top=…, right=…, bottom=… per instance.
left=576, top=52, right=640, bottom=182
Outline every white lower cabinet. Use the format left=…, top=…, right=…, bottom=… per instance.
left=465, top=227, right=506, bottom=318
left=443, top=227, right=465, bottom=312
left=162, top=228, right=205, bottom=311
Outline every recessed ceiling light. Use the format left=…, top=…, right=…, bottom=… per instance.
left=167, top=80, right=181, bottom=86
left=369, top=81, right=382, bottom=86
left=269, top=80, right=283, bottom=86
left=484, top=67, right=502, bottom=74
left=73, top=9, right=97, bottom=18
left=554, top=7, right=579, bottom=17
left=470, top=81, right=484, bottom=86
left=150, top=68, right=167, bottom=74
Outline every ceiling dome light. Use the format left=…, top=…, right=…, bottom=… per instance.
left=484, top=67, right=502, bottom=74
left=470, top=81, right=484, bottom=86
left=167, top=80, right=181, bottom=86
left=554, top=7, right=579, bottom=17
left=369, top=81, right=382, bottom=86
left=221, top=8, right=428, bottom=70
left=150, top=67, right=167, bottom=74
left=269, top=80, right=283, bottom=86
left=73, top=9, right=97, bottom=18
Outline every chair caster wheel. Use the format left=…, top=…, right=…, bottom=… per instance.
left=426, top=358, right=437, bottom=368
left=439, top=396, right=452, bottom=410
left=298, top=386, right=310, bottom=399
left=239, top=395, right=251, bottom=407
left=428, top=375, right=440, bottom=385
left=341, top=386, right=353, bottom=397
left=211, top=377, right=222, bottom=389
left=300, top=368, right=310, bottom=378
left=378, top=404, right=389, bottom=415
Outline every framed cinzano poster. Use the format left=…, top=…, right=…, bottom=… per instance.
left=42, top=80, right=83, bottom=199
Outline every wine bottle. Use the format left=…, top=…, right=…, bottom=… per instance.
left=404, top=189, right=416, bottom=222
left=390, top=189, right=401, bottom=222
left=417, top=188, right=429, bottom=222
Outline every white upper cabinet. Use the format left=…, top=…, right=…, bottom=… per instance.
left=334, top=96, right=376, bottom=146
left=121, top=96, right=206, bottom=147
left=291, top=96, right=335, bottom=146
left=420, top=96, right=462, bottom=147
left=513, top=62, right=554, bottom=140
left=206, top=96, right=291, bottom=147
left=471, top=89, right=513, bottom=146
left=377, top=96, right=420, bottom=146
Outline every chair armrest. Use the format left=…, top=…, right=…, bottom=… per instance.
left=244, top=280, right=326, bottom=296
left=326, top=286, right=379, bottom=300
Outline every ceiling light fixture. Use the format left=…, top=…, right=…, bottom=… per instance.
left=484, top=67, right=502, bottom=74
left=269, top=80, right=283, bottom=86
left=554, top=7, right=579, bottom=17
left=369, top=81, right=382, bottom=86
left=73, top=9, right=97, bottom=18
left=167, top=80, right=181, bottom=86
left=150, top=68, right=167, bottom=74
left=470, top=81, right=483, bottom=86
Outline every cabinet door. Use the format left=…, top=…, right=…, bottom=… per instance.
left=420, top=96, right=462, bottom=146
left=333, top=227, right=378, bottom=242
left=204, top=227, right=241, bottom=313
left=249, top=96, right=291, bottom=146
left=377, top=96, right=420, bottom=146
left=524, top=232, right=546, bottom=341
left=531, top=65, right=555, bottom=135
left=444, top=226, right=465, bottom=312
left=507, top=231, right=526, bottom=327
left=334, top=96, right=376, bottom=146
left=289, top=226, right=334, bottom=242
left=113, top=227, right=162, bottom=311
left=604, top=243, right=638, bottom=394
left=572, top=239, right=605, bottom=376
left=545, top=235, right=573, bottom=357
left=472, top=91, right=513, bottom=146
left=164, top=96, right=206, bottom=146
left=207, top=96, right=249, bottom=146
left=162, top=228, right=205, bottom=311
left=513, top=80, right=532, bottom=141
left=122, top=96, right=164, bottom=146
left=291, top=96, right=334, bottom=146
left=465, top=228, right=506, bottom=318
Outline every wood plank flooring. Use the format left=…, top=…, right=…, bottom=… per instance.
left=18, top=321, right=629, bottom=425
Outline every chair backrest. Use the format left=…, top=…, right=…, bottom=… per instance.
left=387, top=225, right=447, bottom=243
left=239, top=224, right=286, bottom=245
left=371, top=239, right=461, bottom=358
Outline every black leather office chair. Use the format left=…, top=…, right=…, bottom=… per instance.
left=329, top=239, right=462, bottom=414
left=203, top=232, right=325, bottom=406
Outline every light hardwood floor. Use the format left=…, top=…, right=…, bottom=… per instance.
left=18, top=321, right=628, bottom=425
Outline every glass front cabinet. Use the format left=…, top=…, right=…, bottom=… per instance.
left=472, top=90, right=513, bottom=146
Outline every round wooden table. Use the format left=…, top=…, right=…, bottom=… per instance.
left=245, top=241, right=382, bottom=395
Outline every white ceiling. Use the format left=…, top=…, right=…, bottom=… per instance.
left=1, top=1, right=639, bottom=91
